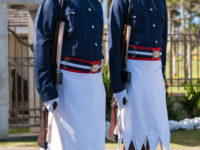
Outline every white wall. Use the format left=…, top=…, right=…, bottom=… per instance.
left=0, top=0, right=9, bottom=140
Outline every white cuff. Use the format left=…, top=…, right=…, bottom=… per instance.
left=114, top=89, right=128, bottom=108
left=44, top=97, right=59, bottom=112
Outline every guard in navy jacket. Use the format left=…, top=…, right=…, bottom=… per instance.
left=109, top=0, right=170, bottom=150
left=34, top=0, right=106, bottom=149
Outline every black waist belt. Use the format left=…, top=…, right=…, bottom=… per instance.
left=60, top=56, right=102, bottom=73
left=128, top=45, right=162, bottom=61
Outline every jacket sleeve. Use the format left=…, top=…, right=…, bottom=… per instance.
left=161, top=0, right=168, bottom=80
left=34, top=0, right=60, bottom=102
left=108, top=0, right=128, bottom=93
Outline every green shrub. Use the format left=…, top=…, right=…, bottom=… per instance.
left=103, top=65, right=113, bottom=121
left=179, top=82, right=200, bottom=118
left=167, top=96, right=187, bottom=121
left=167, top=96, right=180, bottom=120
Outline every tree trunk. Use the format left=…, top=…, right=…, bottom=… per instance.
left=168, top=9, right=173, bottom=84
left=180, top=2, right=188, bottom=83
left=106, top=0, right=112, bottom=25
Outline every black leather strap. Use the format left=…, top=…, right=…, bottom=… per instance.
left=58, top=0, right=65, bottom=21
left=126, top=0, right=133, bottom=25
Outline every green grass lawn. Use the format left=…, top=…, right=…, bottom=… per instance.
left=171, top=130, right=200, bottom=147
left=165, top=58, right=200, bottom=94
left=0, top=138, right=38, bottom=147
left=9, top=128, right=29, bottom=134
left=1, top=129, right=200, bottom=149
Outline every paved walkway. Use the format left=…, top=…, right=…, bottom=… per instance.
left=0, top=147, right=117, bottom=150
left=0, top=148, right=114, bottom=150
left=0, top=148, right=118, bottom=150
left=1, top=148, right=200, bottom=150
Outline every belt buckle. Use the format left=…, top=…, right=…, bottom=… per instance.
left=63, top=57, right=69, bottom=68
left=153, top=50, right=160, bottom=59
left=91, top=63, right=99, bottom=73
left=131, top=46, right=137, bottom=58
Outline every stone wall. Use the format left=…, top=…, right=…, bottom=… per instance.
left=0, top=0, right=42, bottom=139
left=0, top=0, right=9, bottom=140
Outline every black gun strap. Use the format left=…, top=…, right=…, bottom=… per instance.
left=126, top=0, right=133, bottom=25
left=58, top=0, right=65, bottom=21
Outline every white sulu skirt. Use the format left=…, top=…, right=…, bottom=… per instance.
left=122, top=59, right=170, bottom=150
left=47, top=69, right=106, bottom=150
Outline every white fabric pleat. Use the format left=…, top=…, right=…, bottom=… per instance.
left=135, top=136, right=147, bottom=150
left=148, top=136, right=160, bottom=150
left=144, top=137, right=148, bottom=150
left=121, top=59, right=170, bottom=150
left=123, top=135, right=132, bottom=150
left=123, top=135, right=170, bottom=150
left=47, top=70, right=106, bottom=150
left=161, top=135, right=171, bottom=150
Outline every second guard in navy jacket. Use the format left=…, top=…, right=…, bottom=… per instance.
left=34, top=0, right=105, bottom=149
left=108, top=0, right=170, bottom=149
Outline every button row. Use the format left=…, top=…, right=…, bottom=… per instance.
left=149, top=7, right=157, bottom=44
left=88, top=7, right=99, bottom=48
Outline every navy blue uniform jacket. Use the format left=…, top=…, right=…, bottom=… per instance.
left=108, top=0, right=168, bottom=93
left=34, top=0, right=104, bottom=102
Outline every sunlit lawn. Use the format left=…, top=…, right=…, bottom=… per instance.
left=0, top=129, right=200, bottom=149
left=165, top=58, right=200, bottom=94
left=9, top=128, right=29, bottom=134
left=0, top=138, right=38, bottom=147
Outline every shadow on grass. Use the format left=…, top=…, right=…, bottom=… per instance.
left=0, top=137, right=38, bottom=147
left=170, top=130, right=200, bottom=147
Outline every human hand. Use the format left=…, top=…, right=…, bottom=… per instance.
left=113, top=89, right=129, bottom=108
left=44, top=97, right=59, bottom=113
